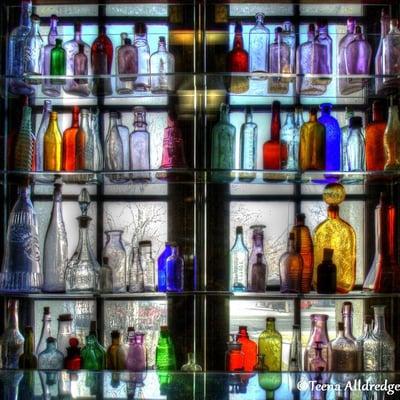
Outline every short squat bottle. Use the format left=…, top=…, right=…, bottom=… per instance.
left=126, top=332, right=147, bottom=372
left=38, top=337, right=64, bottom=370
left=316, top=248, right=336, bottom=294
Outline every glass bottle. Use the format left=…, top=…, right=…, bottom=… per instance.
left=50, top=39, right=66, bottom=85
left=166, top=245, right=184, bottom=292
left=106, top=330, right=126, bottom=370
left=115, top=33, right=130, bottom=94
left=366, top=101, right=386, bottom=171
left=76, top=109, right=94, bottom=171
left=181, top=353, right=202, bottom=371
left=279, top=233, right=303, bottom=293
left=57, top=314, right=73, bottom=357
left=225, top=336, right=244, bottom=372
left=290, top=213, right=313, bottom=293
left=42, top=15, right=60, bottom=96
left=158, top=242, right=172, bottom=292
left=73, top=43, right=90, bottom=96
left=248, top=225, right=267, bottom=289
left=338, top=18, right=356, bottom=95
left=117, top=38, right=137, bottom=95
left=156, top=326, right=176, bottom=370
left=128, top=247, right=144, bottom=293
left=126, top=332, right=147, bottom=372
left=65, top=216, right=99, bottom=293
left=313, top=184, right=356, bottom=293
left=14, top=105, right=34, bottom=172
left=383, top=19, right=400, bottom=89
left=318, top=103, right=341, bottom=171
left=228, top=21, right=249, bottom=94
left=91, top=25, right=113, bottom=96
left=341, top=108, right=354, bottom=172
left=24, top=14, right=43, bottom=83
left=1, top=300, right=25, bottom=368
left=133, top=22, right=151, bottom=91
left=139, top=241, right=155, bottom=292
left=100, top=256, right=113, bottom=293
left=309, top=341, right=328, bottom=372
left=237, top=326, right=257, bottom=372
left=249, top=13, right=269, bottom=77
left=103, top=230, right=127, bottom=293
left=44, top=111, right=62, bottom=171
left=81, top=324, right=106, bottom=370
left=375, top=11, right=390, bottom=94
left=63, top=22, right=91, bottom=95
left=91, top=109, right=104, bottom=172
left=304, top=314, right=331, bottom=371
left=384, top=104, right=400, bottom=170
left=341, top=302, right=361, bottom=370
left=19, top=326, right=38, bottom=369
left=258, top=372, right=282, bottom=400
left=113, top=112, right=129, bottom=174
left=38, top=337, right=64, bottom=370
left=8, top=0, right=34, bottom=95
left=0, top=185, right=42, bottom=293
left=268, top=27, right=290, bottom=94
left=35, top=100, right=52, bottom=172
left=150, top=36, right=175, bottom=93
left=64, top=337, right=82, bottom=370
left=62, top=106, right=79, bottom=171
left=316, top=248, right=336, bottom=294
left=263, top=101, right=287, bottom=170
left=356, top=315, right=373, bottom=371
left=330, top=322, right=358, bottom=372
left=299, top=108, right=325, bottom=171
left=280, top=112, right=298, bottom=171
left=258, top=317, right=282, bottom=371
left=129, top=106, right=151, bottom=181
left=238, top=108, right=257, bottom=181
left=346, top=116, right=365, bottom=172
left=211, top=103, right=236, bottom=182
left=315, top=21, right=332, bottom=83
left=37, top=307, right=52, bottom=356
left=281, top=21, right=296, bottom=78
left=230, top=226, right=249, bottom=292
left=289, top=324, right=302, bottom=371
left=43, top=182, right=68, bottom=293
left=250, top=253, right=266, bottom=292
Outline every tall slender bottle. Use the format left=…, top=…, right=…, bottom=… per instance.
left=356, top=315, right=373, bottom=371
left=44, top=111, right=62, bottom=171
left=115, top=33, right=132, bottom=94
left=62, top=106, right=79, bottom=171
left=150, top=36, right=175, bottom=93
left=383, top=103, right=400, bottom=170
left=366, top=101, right=386, bottom=171
left=341, top=301, right=361, bottom=370
left=315, top=21, right=332, bottom=84
left=268, top=27, right=290, bottom=94
left=36, top=307, right=52, bottom=356
left=341, top=108, right=354, bottom=172
left=248, top=225, right=267, bottom=289
left=76, top=109, right=94, bottom=171
left=134, top=22, right=151, bottom=91
left=346, top=116, right=365, bottom=172
left=14, top=105, right=34, bottom=172
left=239, top=108, right=257, bottom=181
left=289, top=324, right=302, bottom=371
left=249, top=13, right=269, bottom=77
left=19, top=326, right=38, bottom=369
left=158, top=242, right=172, bottom=292
left=166, top=245, right=184, bottom=292
left=91, top=109, right=103, bottom=172
left=258, top=317, right=282, bottom=371
left=375, top=11, right=390, bottom=94
left=230, top=226, right=248, bottom=292
left=105, top=112, right=125, bottom=182
left=36, top=100, right=52, bottom=172
left=280, top=111, right=298, bottom=171
left=50, top=39, right=66, bottom=84
left=42, top=15, right=60, bottom=96
left=24, top=14, right=43, bottom=83
left=73, top=43, right=90, bottom=96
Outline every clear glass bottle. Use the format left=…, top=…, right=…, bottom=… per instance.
left=315, top=21, right=332, bottom=84
left=126, top=332, right=147, bottom=372
left=181, top=353, right=202, bottom=372
left=73, top=43, right=90, bottom=96
left=384, top=104, right=400, bottom=170
left=14, top=105, right=34, bottom=172
left=289, top=324, right=302, bottom=371
left=115, top=33, right=132, bottom=94
left=50, top=38, right=66, bottom=85
left=237, top=326, right=257, bottom=372
left=239, top=108, right=257, bottom=181
left=56, top=313, right=73, bottom=357
left=106, top=330, right=126, bottom=371
left=258, top=317, right=282, bottom=371
left=76, top=108, right=94, bottom=171
left=115, top=112, right=129, bottom=173
left=366, top=101, right=386, bottom=171
left=19, top=326, right=38, bottom=369
left=1, top=299, right=25, bottom=368
left=330, top=322, right=358, bottom=372
left=103, top=230, right=127, bottom=293
left=338, top=18, right=356, bottom=95
left=150, top=36, right=175, bottom=93
left=375, top=11, right=390, bottom=94
left=268, top=27, right=290, bottom=94
left=356, top=315, right=373, bottom=371
left=133, top=22, right=150, bottom=91
left=211, top=103, right=236, bottom=182
left=346, top=116, right=365, bottom=172
left=230, top=226, right=249, bottom=292
left=24, top=14, right=43, bottom=84
left=158, top=242, right=172, bottom=292
left=249, top=13, right=269, bottom=77
left=280, top=111, right=298, bottom=171
left=43, top=182, right=68, bottom=293
left=166, top=245, right=184, bottom=292
left=38, top=337, right=64, bottom=370
left=250, top=253, right=267, bottom=292
left=36, top=307, right=52, bottom=356
left=100, top=256, right=113, bottom=293
left=42, top=15, right=60, bottom=96
left=128, top=247, right=144, bottom=293
left=139, top=241, right=155, bottom=292
left=341, top=108, right=354, bottom=172
left=281, top=21, right=296, bottom=80
left=116, top=38, right=137, bottom=95
left=35, top=100, right=52, bottom=172
left=248, top=225, right=267, bottom=289
left=383, top=19, right=400, bottom=89
left=129, top=106, right=151, bottom=181
left=341, top=301, right=361, bottom=370
left=105, top=112, right=125, bottom=183
left=44, top=111, right=62, bottom=171
left=279, top=233, right=303, bottom=293
left=0, top=185, right=42, bottom=293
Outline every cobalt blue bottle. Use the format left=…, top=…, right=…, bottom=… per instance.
left=318, top=103, right=341, bottom=171
left=166, top=245, right=184, bottom=292
left=157, top=242, right=172, bottom=292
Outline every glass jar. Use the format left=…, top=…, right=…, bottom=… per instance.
left=138, top=241, right=155, bottom=292
left=57, top=314, right=73, bottom=357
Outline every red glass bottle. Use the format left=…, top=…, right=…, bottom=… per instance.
left=263, top=101, right=288, bottom=170
left=366, top=101, right=386, bottom=171
left=225, top=336, right=244, bottom=372
left=237, top=326, right=257, bottom=372
left=62, top=106, right=79, bottom=171
left=64, top=337, right=82, bottom=370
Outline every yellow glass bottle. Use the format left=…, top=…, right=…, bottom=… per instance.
left=299, top=108, right=325, bottom=171
left=313, top=183, right=356, bottom=293
left=44, top=111, right=62, bottom=171
left=258, top=317, right=282, bottom=372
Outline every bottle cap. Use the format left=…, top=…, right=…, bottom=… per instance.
left=234, top=21, right=242, bottom=34
left=127, top=326, right=135, bottom=332
left=296, top=213, right=306, bottom=224
left=338, top=322, right=344, bottom=331
left=69, top=337, right=79, bottom=347
left=310, top=107, right=318, bottom=115
left=24, top=326, right=33, bottom=333
left=267, top=317, right=275, bottom=322
left=135, top=22, right=147, bottom=35
left=43, top=307, right=50, bottom=315
left=349, top=116, right=362, bottom=128
left=50, top=111, right=58, bottom=119
left=139, top=240, right=152, bottom=246
left=238, top=325, right=247, bottom=331
left=293, top=324, right=300, bottom=329
left=111, top=330, right=120, bottom=339
left=102, top=257, right=109, bottom=265
left=322, top=248, right=334, bottom=261
left=236, top=226, right=243, bottom=234
left=58, top=313, right=73, bottom=322
left=124, top=38, right=132, bottom=45
left=160, top=325, right=169, bottom=333
left=55, top=38, right=63, bottom=45
left=46, top=337, right=56, bottom=344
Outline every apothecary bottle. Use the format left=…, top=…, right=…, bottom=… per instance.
left=62, top=106, right=79, bottom=171
left=76, top=109, right=94, bottom=171
left=37, top=307, right=52, bottom=355
left=44, top=111, right=62, bottom=171
left=258, top=317, right=282, bottom=371
left=250, top=253, right=266, bottom=292
left=366, top=101, right=386, bottom=171
left=43, top=182, right=68, bottom=292
left=239, top=108, right=257, bottom=181
left=126, top=333, right=147, bottom=372
left=81, top=323, right=106, bottom=370
left=42, top=15, right=60, bottom=96
left=384, top=104, right=400, bottom=170
left=139, top=241, right=155, bottom=292
left=56, top=314, right=73, bottom=357
left=279, top=233, right=302, bottom=293
left=316, top=248, right=336, bottom=294
left=280, top=111, right=298, bottom=171
left=36, top=100, right=52, bottom=172
left=248, top=225, right=267, bottom=289
left=1, top=300, right=25, bottom=368
left=19, top=326, right=37, bottom=369
left=134, top=22, right=151, bottom=91
left=249, top=13, right=269, bottom=77
left=151, top=36, right=175, bottom=93
left=128, top=247, right=144, bottom=293
left=225, top=336, right=244, bottom=372
left=166, top=245, right=184, bottom=292
left=99, top=257, right=113, bottom=293
left=375, top=11, right=390, bottom=94
left=346, top=116, right=365, bottom=172
left=156, top=326, right=176, bottom=370
left=268, top=27, right=290, bottom=94
left=289, top=324, right=302, bottom=371
left=341, top=302, right=360, bottom=367
left=338, top=17, right=356, bottom=95
left=315, top=21, right=332, bottom=82
left=0, top=185, right=42, bottom=293
left=14, top=105, right=34, bottom=172
left=38, top=337, right=64, bottom=370
left=282, top=21, right=296, bottom=77
left=237, top=326, right=257, bottom=372
left=106, top=330, right=126, bottom=370
left=105, top=112, right=125, bottom=183
left=24, top=14, right=43, bottom=83
left=181, top=353, right=202, bottom=372
left=73, top=43, right=90, bottom=96
left=230, top=226, right=248, bottom=292
left=341, top=108, right=354, bottom=172
left=383, top=19, right=400, bottom=89
left=50, top=39, right=66, bottom=85
left=117, top=38, right=137, bottom=95
left=129, top=106, right=151, bottom=181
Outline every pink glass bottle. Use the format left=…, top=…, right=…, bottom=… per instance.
left=126, top=332, right=147, bottom=372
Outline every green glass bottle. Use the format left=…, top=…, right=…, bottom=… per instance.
left=156, top=326, right=176, bottom=370
left=81, top=321, right=106, bottom=370
left=50, top=38, right=66, bottom=84
left=258, top=317, right=282, bottom=372
left=18, top=326, right=38, bottom=369
left=258, top=373, right=282, bottom=400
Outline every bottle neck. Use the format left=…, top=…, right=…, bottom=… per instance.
left=58, top=320, right=72, bottom=335
left=20, top=1, right=32, bottom=28
left=21, top=107, right=32, bottom=133
left=327, top=205, right=339, bottom=219
left=78, top=226, right=91, bottom=260
left=24, top=332, right=35, bottom=354
left=363, top=321, right=372, bottom=336
left=187, top=353, right=195, bottom=364
left=309, top=113, right=317, bottom=123
left=285, top=113, right=295, bottom=126
left=47, top=342, right=57, bottom=352
left=372, top=108, right=384, bottom=123
left=271, top=107, right=281, bottom=141
left=233, top=32, right=244, bottom=49
left=288, top=238, right=295, bottom=252
left=342, top=312, right=354, bottom=339
left=373, top=309, right=386, bottom=333
left=337, top=329, right=345, bottom=339
left=112, top=337, right=121, bottom=346
left=266, top=321, right=275, bottom=331
left=74, top=29, right=82, bottom=42
left=48, top=19, right=58, bottom=45
left=381, top=18, right=390, bottom=37
left=32, top=20, right=40, bottom=35
left=80, top=113, right=90, bottom=130
left=72, top=111, right=79, bottom=128
left=158, top=40, right=167, bottom=52
left=7, top=302, right=19, bottom=330
left=252, top=235, right=264, bottom=252
left=239, top=328, right=249, bottom=339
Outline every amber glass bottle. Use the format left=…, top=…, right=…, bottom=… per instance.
left=62, top=106, right=79, bottom=171
left=299, top=108, right=325, bottom=171
left=106, top=330, right=126, bottom=370
left=384, top=104, right=400, bottom=170
left=19, top=326, right=38, bottom=369
left=313, top=184, right=356, bottom=293
left=365, top=101, right=386, bottom=171
left=44, top=111, right=62, bottom=171
left=258, top=317, right=282, bottom=371
left=290, top=213, right=314, bottom=293
left=316, top=248, right=337, bottom=294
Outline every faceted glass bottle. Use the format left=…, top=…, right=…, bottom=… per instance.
left=337, top=18, right=356, bottom=95
left=139, top=241, right=155, bottom=292
left=331, top=322, right=358, bottom=372
left=117, top=38, right=137, bottom=95
left=158, top=242, right=172, bottom=292
left=279, top=233, right=303, bottom=293
left=346, top=116, right=365, bottom=172
left=156, top=326, right=176, bottom=370
left=42, top=182, right=68, bottom=293
left=150, top=36, right=175, bottom=93
left=166, top=245, right=184, bottom=292
left=341, top=108, right=355, bottom=172
left=106, top=331, right=126, bottom=370
left=19, top=326, right=38, bottom=369
left=313, top=184, right=356, bottom=293
left=126, top=333, right=147, bottom=372
left=239, top=108, right=257, bottom=181
left=299, top=108, right=325, bottom=171
left=383, top=104, right=400, bottom=170
left=50, top=39, right=66, bottom=84
left=81, top=326, right=106, bottom=370
left=73, top=43, right=90, bottom=96
left=383, top=19, right=400, bottom=89
left=36, top=307, right=52, bottom=356
left=248, top=225, right=267, bottom=289
left=341, top=301, right=361, bottom=370
left=24, top=14, right=43, bottom=83
left=316, top=248, right=337, bottom=294
left=76, top=109, right=94, bottom=171
left=62, top=106, right=79, bottom=171
left=366, top=101, right=386, bottom=171
left=14, top=105, right=34, bottom=172
left=56, top=314, right=73, bottom=356
left=289, top=324, right=302, bottom=371
left=375, top=11, right=390, bottom=94
left=249, top=13, right=269, bottom=77
left=318, top=103, right=341, bottom=171
left=250, top=253, right=267, bottom=292
left=134, top=22, right=151, bottom=91
left=268, top=27, right=290, bottom=94
left=105, top=112, right=125, bottom=183
left=230, top=226, right=249, bottom=292
left=35, top=100, right=52, bottom=172
left=280, top=111, right=298, bottom=171
left=38, top=337, right=64, bottom=370
left=237, top=326, right=257, bottom=372
left=44, top=111, right=62, bottom=171
left=181, top=353, right=202, bottom=372
left=258, top=317, right=282, bottom=371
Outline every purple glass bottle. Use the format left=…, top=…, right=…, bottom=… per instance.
left=157, top=242, right=172, bottom=292
left=126, top=332, right=147, bottom=372
left=315, top=21, right=332, bottom=85
left=166, top=245, right=184, bottom=292
left=338, top=18, right=356, bottom=95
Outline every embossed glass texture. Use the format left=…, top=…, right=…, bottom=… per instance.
left=150, top=36, right=175, bottom=93
left=230, top=227, right=248, bottom=292
left=249, top=13, right=269, bottom=76
left=24, top=14, right=43, bottom=83
left=133, top=22, right=150, bottom=91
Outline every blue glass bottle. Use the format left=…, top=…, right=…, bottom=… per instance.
left=318, top=103, right=341, bottom=171
left=166, top=245, right=184, bottom=292
left=157, top=242, right=172, bottom=292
